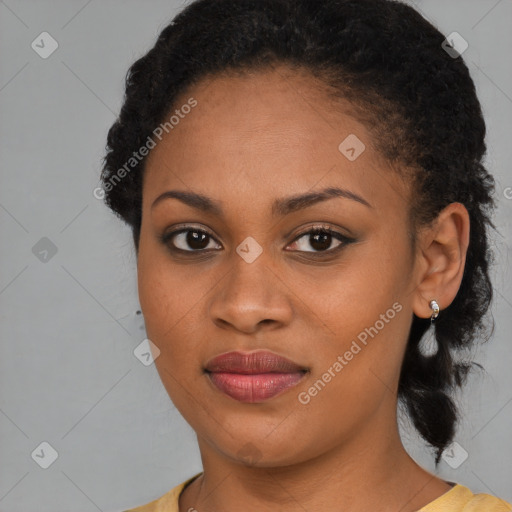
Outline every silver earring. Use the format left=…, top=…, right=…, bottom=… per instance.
left=429, top=299, right=440, bottom=322
left=418, top=300, right=441, bottom=357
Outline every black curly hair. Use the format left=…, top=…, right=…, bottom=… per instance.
left=101, top=0, right=496, bottom=465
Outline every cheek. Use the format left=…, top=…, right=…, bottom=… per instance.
left=137, top=244, right=209, bottom=422
left=289, top=305, right=409, bottom=461
left=304, top=299, right=408, bottom=401
left=137, top=236, right=188, bottom=357
left=298, top=237, right=411, bottom=408
left=313, top=238, right=409, bottom=344
left=136, top=234, right=216, bottom=378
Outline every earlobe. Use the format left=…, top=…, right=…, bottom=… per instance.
left=411, top=202, right=470, bottom=319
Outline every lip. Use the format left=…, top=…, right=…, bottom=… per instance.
left=204, top=350, right=308, bottom=403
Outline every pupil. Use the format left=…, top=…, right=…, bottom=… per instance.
left=187, top=231, right=209, bottom=249
left=311, top=231, right=331, bottom=251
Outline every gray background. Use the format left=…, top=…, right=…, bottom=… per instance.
left=0, top=0, right=510, bottom=510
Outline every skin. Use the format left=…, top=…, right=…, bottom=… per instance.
left=137, top=64, right=470, bottom=512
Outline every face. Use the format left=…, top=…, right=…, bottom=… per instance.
left=137, top=65, right=420, bottom=467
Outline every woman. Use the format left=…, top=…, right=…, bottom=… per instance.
left=100, top=0, right=511, bottom=510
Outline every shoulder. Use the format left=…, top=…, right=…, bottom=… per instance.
left=123, top=477, right=510, bottom=512
left=462, top=491, right=512, bottom=512
left=123, top=472, right=203, bottom=512
left=420, top=483, right=512, bottom=512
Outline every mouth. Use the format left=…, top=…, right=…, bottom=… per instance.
left=204, top=350, right=308, bottom=403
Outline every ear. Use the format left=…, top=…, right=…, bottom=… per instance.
left=411, top=202, right=470, bottom=319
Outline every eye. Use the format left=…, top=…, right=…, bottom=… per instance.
left=161, top=228, right=221, bottom=252
left=287, top=226, right=352, bottom=253
left=160, top=224, right=354, bottom=256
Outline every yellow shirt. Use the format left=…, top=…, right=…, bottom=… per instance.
left=124, top=473, right=512, bottom=512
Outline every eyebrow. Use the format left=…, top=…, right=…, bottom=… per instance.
left=151, top=186, right=372, bottom=217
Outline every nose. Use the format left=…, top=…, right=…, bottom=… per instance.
left=208, top=256, right=293, bottom=334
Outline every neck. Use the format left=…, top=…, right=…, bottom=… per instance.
left=179, top=409, right=452, bottom=512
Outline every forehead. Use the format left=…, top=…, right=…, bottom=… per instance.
left=142, top=66, right=410, bottom=215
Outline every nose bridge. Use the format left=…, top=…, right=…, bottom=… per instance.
left=209, top=247, right=291, bottom=332
left=227, top=250, right=274, bottom=301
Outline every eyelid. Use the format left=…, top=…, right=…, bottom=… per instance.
left=160, top=224, right=222, bottom=251
left=166, top=223, right=217, bottom=239
left=290, top=223, right=352, bottom=240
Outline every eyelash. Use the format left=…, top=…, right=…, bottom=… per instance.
left=159, top=224, right=355, bottom=257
